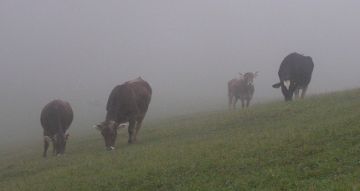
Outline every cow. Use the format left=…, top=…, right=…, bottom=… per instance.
left=41, top=99, right=73, bottom=157
left=228, top=72, right=258, bottom=109
left=272, top=52, right=314, bottom=101
left=95, top=77, right=152, bottom=150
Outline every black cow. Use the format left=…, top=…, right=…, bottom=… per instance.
left=272, top=52, right=314, bottom=101
left=95, top=77, right=152, bottom=150
left=41, top=99, right=73, bottom=157
left=228, top=72, right=258, bottom=109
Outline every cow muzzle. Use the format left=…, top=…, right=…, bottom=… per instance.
left=106, top=146, right=115, bottom=151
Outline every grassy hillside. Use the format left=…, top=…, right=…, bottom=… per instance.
left=1, top=90, right=360, bottom=191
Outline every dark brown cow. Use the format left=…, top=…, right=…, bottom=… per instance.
left=272, top=52, right=314, bottom=101
left=228, top=72, right=258, bottom=109
left=41, top=99, right=73, bottom=157
left=95, top=77, right=152, bottom=150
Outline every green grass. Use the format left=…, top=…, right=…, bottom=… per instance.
left=1, top=89, right=360, bottom=191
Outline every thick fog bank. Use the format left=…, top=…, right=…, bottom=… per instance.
left=1, top=0, right=360, bottom=147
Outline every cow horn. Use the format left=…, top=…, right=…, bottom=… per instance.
left=117, top=122, right=129, bottom=129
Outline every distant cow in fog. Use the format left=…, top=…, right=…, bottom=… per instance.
left=228, top=72, right=258, bottom=109
left=272, top=52, right=314, bottom=101
left=41, top=100, right=73, bottom=157
left=95, top=77, right=152, bottom=150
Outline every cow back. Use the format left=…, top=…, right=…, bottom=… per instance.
left=106, top=78, right=152, bottom=123
left=279, top=53, right=314, bottom=86
left=41, top=100, right=73, bottom=135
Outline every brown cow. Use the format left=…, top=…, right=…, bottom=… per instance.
left=95, top=77, right=152, bottom=150
left=41, top=99, right=73, bottom=157
left=228, top=72, right=258, bottom=109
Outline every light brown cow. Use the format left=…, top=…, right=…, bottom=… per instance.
left=228, top=72, right=258, bottom=109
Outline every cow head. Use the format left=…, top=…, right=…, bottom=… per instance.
left=242, top=72, right=258, bottom=85
left=95, top=120, right=127, bottom=150
left=45, top=131, right=69, bottom=156
left=272, top=80, right=295, bottom=101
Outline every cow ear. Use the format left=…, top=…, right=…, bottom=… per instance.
left=93, top=124, right=102, bottom=131
left=272, top=82, right=281, bottom=88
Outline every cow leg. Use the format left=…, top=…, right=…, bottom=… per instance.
left=246, top=99, right=250, bottom=108
left=301, top=86, right=308, bottom=99
left=134, top=118, right=144, bottom=142
left=128, top=120, right=136, bottom=144
left=233, top=98, right=238, bottom=109
left=241, top=99, right=245, bottom=109
left=52, top=142, right=56, bottom=156
left=294, top=88, right=300, bottom=99
left=43, top=138, right=49, bottom=158
left=228, top=94, right=233, bottom=110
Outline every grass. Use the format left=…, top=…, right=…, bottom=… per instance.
left=1, top=89, right=360, bottom=190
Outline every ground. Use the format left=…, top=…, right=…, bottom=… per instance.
left=1, top=89, right=360, bottom=191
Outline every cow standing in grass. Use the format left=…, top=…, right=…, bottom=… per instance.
left=228, top=72, right=258, bottom=109
left=272, top=52, right=314, bottom=101
left=41, top=100, right=73, bottom=157
left=95, top=77, right=152, bottom=150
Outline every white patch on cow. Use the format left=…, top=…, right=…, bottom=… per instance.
left=283, top=80, right=291, bottom=90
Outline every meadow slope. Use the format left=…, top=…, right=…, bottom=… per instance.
left=1, top=90, right=360, bottom=191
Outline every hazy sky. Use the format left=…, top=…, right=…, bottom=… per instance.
left=1, top=0, right=360, bottom=145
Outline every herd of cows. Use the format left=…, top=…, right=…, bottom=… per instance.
left=40, top=52, right=314, bottom=157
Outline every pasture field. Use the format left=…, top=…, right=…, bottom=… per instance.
left=1, top=90, right=360, bottom=191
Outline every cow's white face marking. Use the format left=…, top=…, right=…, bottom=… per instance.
left=283, top=80, right=291, bottom=90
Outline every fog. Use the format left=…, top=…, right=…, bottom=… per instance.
left=1, top=0, right=360, bottom=146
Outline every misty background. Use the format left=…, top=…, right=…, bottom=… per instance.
left=1, top=0, right=359, bottom=146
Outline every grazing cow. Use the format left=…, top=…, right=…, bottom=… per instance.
left=228, top=72, right=258, bottom=109
left=272, top=52, right=314, bottom=101
left=95, top=77, right=152, bottom=150
left=41, top=100, right=73, bottom=157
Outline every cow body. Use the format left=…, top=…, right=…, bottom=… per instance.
left=41, top=99, right=73, bottom=157
left=228, top=72, right=257, bottom=109
left=272, top=52, right=314, bottom=101
left=96, top=77, right=152, bottom=150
